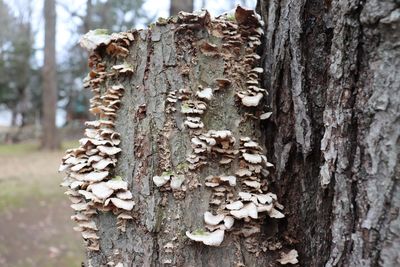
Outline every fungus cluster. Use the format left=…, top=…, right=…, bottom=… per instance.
left=211, top=7, right=267, bottom=108
left=60, top=30, right=136, bottom=251
left=235, top=11, right=266, bottom=108
left=277, top=249, right=299, bottom=265
left=154, top=6, right=285, bottom=250
left=64, top=5, right=287, bottom=264
left=181, top=98, right=207, bottom=131
left=187, top=130, right=237, bottom=170
left=185, top=137, right=283, bottom=246
left=152, top=172, right=185, bottom=191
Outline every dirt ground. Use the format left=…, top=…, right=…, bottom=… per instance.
left=0, top=142, right=85, bottom=267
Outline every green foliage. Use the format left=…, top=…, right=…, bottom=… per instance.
left=0, top=0, right=38, bottom=125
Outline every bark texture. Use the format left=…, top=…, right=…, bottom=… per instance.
left=42, top=0, right=59, bottom=149
left=66, top=1, right=400, bottom=266
left=258, top=0, right=400, bottom=266
left=65, top=9, right=288, bottom=267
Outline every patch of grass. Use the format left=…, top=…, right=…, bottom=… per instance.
left=35, top=234, right=85, bottom=267
left=0, top=139, right=84, bottom=266
left=8, top=248, right=83, bottom=267
left=0, top=241, right=9, bottom=257
left=56, top=255, right=84, bottom=267
left=0, top=176, right=64, bottom=213
left=62, top=140, right=79, bottom=150
left=0, top=142, right=39, bottom=155
left=0, top=140, right=79, bottom=156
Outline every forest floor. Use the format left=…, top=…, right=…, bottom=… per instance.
left=0, top=141, right=85, bottom=267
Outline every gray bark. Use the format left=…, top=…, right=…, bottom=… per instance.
left=258, top=0, right=400, bottom=266
left=76, top=9, right=284, bottom=267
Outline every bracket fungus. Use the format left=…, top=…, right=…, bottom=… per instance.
left=185, top=229, right=225, bottom=247
left=153, top=174, right=171, bottom=187
left=239, top=92, right=264, bottom=107
left=277, top=249, right=299, bottom=265
left=152, top=171, right=186, bottom=191
left=60, top=31, right=136, bottom=252
left=161, top=6, right=286, bottom=251
left=79, top=29, right=112, bottom=51
left=196, top=87, right=213, bottom=100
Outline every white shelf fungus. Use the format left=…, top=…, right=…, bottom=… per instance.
left=84, top=171, right=109, bottom=182
left=80, top=29, right=111, bottom=51
left=153, top=175, right=171, bottom=187
left=89, top=182, right=114, bottom=199
left=223, top=216, right=235, bottom=229
left=277, top=249, right=299, bottom=265
left=241, top=93, right=263, bottom=107
left=204, top=212, right=225, bottom=226
left=260, top=112, right=272, bottom=120
left=196, top=87, right=213, bottom=100
left=226, top=201, right=244, bottom=210
left=185, top=229, right=225, bottom=246
left=106, top=179, right=128, bottom=190
left=230, top=202, right=258, bottom=219
left=242, top=153, right=263, bottom=164
left=170, top=175, right=185, bottom=189
left=106, top=198, right=135, bottom=211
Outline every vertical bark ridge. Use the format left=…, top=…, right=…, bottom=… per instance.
left=259, top=0, right=399, bottom=266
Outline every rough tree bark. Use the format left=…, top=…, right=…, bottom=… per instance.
left=63, top=1, right=399, bottom=266
left=258, top=0, right=399, bottom=266
left=42, top=0, right=60, bottom=149
left=61, top=7, right=296, bottom=267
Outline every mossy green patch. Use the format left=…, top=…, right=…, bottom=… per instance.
left=161, top=170, right=173, bottom=176
left=176, top=161, right=189, bottom=172
left=111, top=175, right=123, bottom=181
left=193, top=229, right=206, bottom=235
left=94, top=28, right=109, bottom=35
left=0, top=142, right=38, bottom=155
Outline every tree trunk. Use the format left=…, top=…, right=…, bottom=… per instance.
left=63, top=2, right=400, bottom=267
left=62, top=7, right=294, bottom=267
left=10, top=105, right=17, bottom=127
left=41, top=0, right=59, bottom=150
left=84, top=0, right=92, bottom=33
left=258, top=0, right=400, bottom=266
left=169, top=0, right=194, bottom=16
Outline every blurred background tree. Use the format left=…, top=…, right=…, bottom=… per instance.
left=170, top=0, right=194, bottom=15
left=0, top=0, right=37, bottom=143
left=42, top=0, right=59, bottom=149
